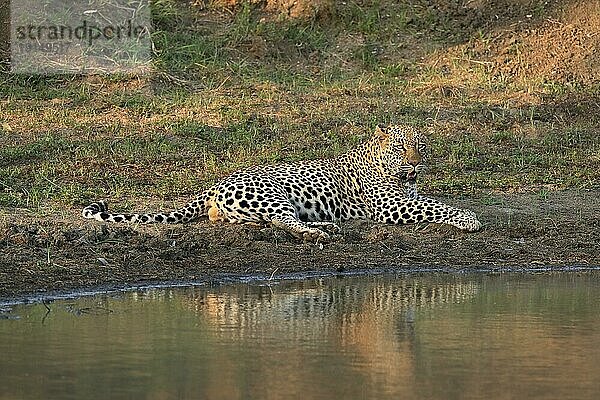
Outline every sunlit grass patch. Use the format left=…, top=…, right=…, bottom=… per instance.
left=1, top=0, right=599, bottom=212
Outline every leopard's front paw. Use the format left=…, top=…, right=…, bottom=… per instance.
left=450, top=209, right=482, bottom=232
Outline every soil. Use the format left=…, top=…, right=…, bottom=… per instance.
left=207, top=0, right=333, bottom=20
left=426, top=0, right=600, bottom=84
left=2, top=189, right=599, bottom=301
left=206, top=0, right=600, bottom=84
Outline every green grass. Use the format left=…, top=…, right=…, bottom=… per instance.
left=1, top=1, right=599, bottom=211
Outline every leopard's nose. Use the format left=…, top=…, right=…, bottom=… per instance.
left=405, top=148, right=422, bottom=166
left=407, top=160, right=421, bottom=169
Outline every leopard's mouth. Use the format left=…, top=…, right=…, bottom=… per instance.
left=406, top=171, right=417, bottom=182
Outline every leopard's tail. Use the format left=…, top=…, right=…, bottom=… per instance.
left=82, top=191, right=212, bottom=224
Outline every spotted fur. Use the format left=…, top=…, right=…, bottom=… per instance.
left=82, top=124, right=482, bottom=240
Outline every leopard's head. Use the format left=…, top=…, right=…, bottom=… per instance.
left=373, top=124, right=428, bottom=182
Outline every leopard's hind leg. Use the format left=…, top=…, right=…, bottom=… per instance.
left=271, top=215, right=331, bottom=241
left=266, top=201, right=332, bottom=241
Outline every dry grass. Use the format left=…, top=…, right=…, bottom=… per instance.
left=1, top=0, right=599, bottom=213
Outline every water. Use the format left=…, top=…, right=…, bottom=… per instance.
left=1, top=272, right=600, bottom=400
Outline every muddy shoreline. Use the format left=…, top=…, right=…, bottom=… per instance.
left=2, top=190, right=599, bottom=302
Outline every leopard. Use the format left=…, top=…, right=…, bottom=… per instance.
left=82, top=124, right=482, bottom=240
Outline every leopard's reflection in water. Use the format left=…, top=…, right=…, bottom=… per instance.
left=4, top=273, right=600, bottom=400
left=179, top=275, right=479, bottom=397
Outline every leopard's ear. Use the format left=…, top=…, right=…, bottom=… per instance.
left=374, top=124, right=389, bottom=141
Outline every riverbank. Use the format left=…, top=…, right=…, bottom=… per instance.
left=2, top=1, right=599, bottom=301
left=2, top=189, right=598, bottom=300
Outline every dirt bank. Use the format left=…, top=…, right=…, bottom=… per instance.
left=1, top=190, right=599, bottom=300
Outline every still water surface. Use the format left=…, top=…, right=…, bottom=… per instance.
left=1, top=272, right=600, bottom=400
